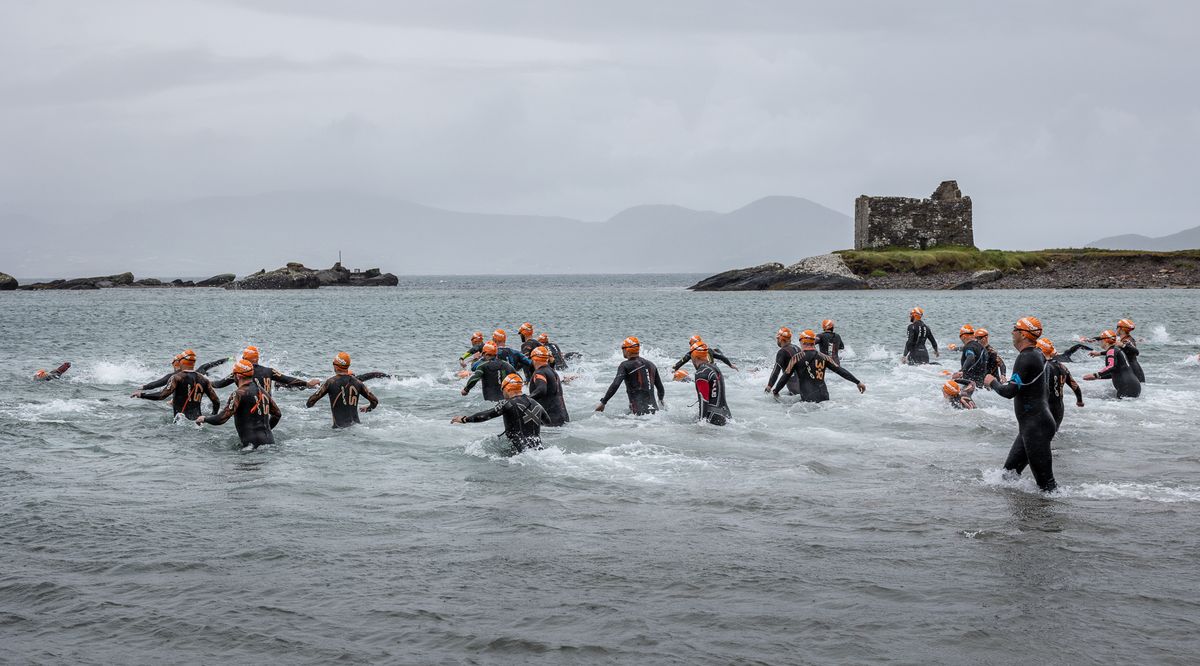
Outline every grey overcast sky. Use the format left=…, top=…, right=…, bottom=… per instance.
left=2, top=0, right=1198, bottom=251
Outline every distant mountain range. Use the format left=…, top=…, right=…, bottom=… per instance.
left=1087, top=225, right=1200, bottom=251
left=0, top=191, right=850, bottom=277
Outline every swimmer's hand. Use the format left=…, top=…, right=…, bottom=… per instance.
left=1083, top=374, right=1096, bottom=381
left=360, top=406, right=373, bottom=413
left=730, top=364, right=739, bottom=371
left=948, top=343, right=958, bottom=351
left=984, top=374, right=996, bottom=385
left=934, top=348, right=940, bottom=358
left=856, top=383, right=867, bottom=394
left=306, top=378, right=321, bottom=388
left=450, top=416, right=465, bottom=424
left=1076, top=400, right=1085, bottom=407
left=764, top=384, right=772, bottom=392
left=951, top=371, right=963, bottom=380
left=130, top=391, right=141, bottom=398
left=460, top=388, right=469, bottom=396
left=194, top=416, right=205, bottom=425
left=594, top=403, right=605, bottom=412
left=1088, top=351, right=1103, bottom=357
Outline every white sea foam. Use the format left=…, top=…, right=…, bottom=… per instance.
left=980, top=468, right=1200, bottom=502
left=70, top=359, right=160, bottom=384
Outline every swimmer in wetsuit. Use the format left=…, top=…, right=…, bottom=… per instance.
left=131, top=349, right=220, bottom=420
left=463, top=341, right=517, bottom=401
left=943, top=379, right=977, bottom=410
left=902, top=307, right=939, bottom=365
left=452, top=373, right=549, bottom=454
left=536, top=333, right=569, bottom=370
left=305, top=352, right=379, bottom=428
left=816, top=320, right=845, bottom=363
left=459, top=331, right=486, bottom=367
left=1083, top=330, right=1141, bottom=398
left=211, top=346, right=319, bottom=394
left=596, top=336, right=666, bottom=415
left=489, top=329, right=534, bottom=379
left=1084, top=319, right=1143, bottom=382
left=772, top=329, right=866, bottom=402
left=1036, top=338, right=1084, bottom=427
left=671, top=335, right=737, bottom=373
left=33, top=362, right=71, bottom=381
left=141, top=354, right=229, bottom=391
left=973, top=329, right=1007, bottom=386
left=690, top=343, right=731, bottom=425
left=951, top=325, right=988, bottom=385
left=765, top=327, right=801, bottom=395
left=196, top=359, right=281, bottom=449
left=527, top=346, right=569, bottom=426
left=987, top=316, right=1057, bottom=492
left=517, top=323, right=540, bottom=357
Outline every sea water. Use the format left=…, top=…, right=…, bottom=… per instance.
left=1, top=277, right=1199, bottom=663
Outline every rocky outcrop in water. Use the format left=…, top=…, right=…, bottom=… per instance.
left=0, top=272, right=16, bottom=290
left=690, top=254, right=867, bottom=291
left=225, top=262, right=398, bottom=290
left=196, top=273, right=236, bottom=287
left=948, top=269, right=1003, bottom=290
left=19, top=272, right=135, bottom=290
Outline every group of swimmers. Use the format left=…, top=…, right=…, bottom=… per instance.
left=29, top=310, right=1170, bottom=491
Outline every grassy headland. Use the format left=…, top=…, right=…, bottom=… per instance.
left=835, top=246, right=1200, bottom=277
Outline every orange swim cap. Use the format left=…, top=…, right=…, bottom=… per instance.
left=1098, top=329, right=1117, bottom=343
left=959, top=324, right=975, bottom=337
left=492, top=329, right=507, bottom=343
left=530, top=346, right=551, bottom=363
left=910, top=307, right=924, bottom=320
left=1014, top=317, right=1042, bottom=341
left=179, top=350, right=196, bottom=369
left=333, top=352, right=351, bottom=369
left=822, top=319, right=835, bottom=331
left=673, top=369, right=688, bottom=381
left=942, top=380, right=961, bottom=398
left=242, top=346, right=260, bottom=364
left=1035, top=338, right=1055, bottom=358
left=537, top=333, right=549, bottom=344
left=690, top=342, right=710, bottom=361
left=34, top=369, right=47, bottom=380
left=622, top=337, right=640, bottom=352
left=482, top=341, right=498, bottom=356
left=471, top=331, right=484, bottom=345
left=973, top=328, right=989, bottom=339
left=501, top=373, right=524, bottom=393
left=776, top=326, right=792, bottom=342
left=233, top=359, right=255, bottom=377
left=1117, top=319, right=1135, bottom=332
left=519, top=322, right=534, bottom=336
left=799, top=329, right=818, bottom=344
left=688, top=335, right=703, bottom=347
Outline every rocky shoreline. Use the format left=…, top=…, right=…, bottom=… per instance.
left=6, top=262, right=398, bottom=291
left=690, top=250, right=1200, bottom=290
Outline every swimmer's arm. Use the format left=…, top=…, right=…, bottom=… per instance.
left=210, top=373, right=235, bottom=389
left=671, top=353, right=689, bottom=373
left=1094, top=351, right=1116, bottom=379
left=203, top=392, right=239, bottom=425
left=826, top=357, right=860, bottom=384
left=138, top=375, right=179, bottom=401
left=355, top=371, right=391, bottom=382
left=772, top=356, right=799, bottom=394
left=204, top=380, right=220, bottom=415
left=358, top=380, right=379, bottom=412
left=270, top=369, right=311, bottom=389
left=462, top=369, right=484, bottom=394
left=927, top=327, right=939, bottom=354
left=197, top=358, right=229, bottom=375
left=305, top=379, right=330, bottom=408
left=903, top=325, right=917, bottom=356
left=141, top=372, right=174, bottom=391
left=767, top=349, right=786, bottom=388
left=267, top=395, right=281, bottom=429
left=653, top=366, right=665, bottom=401
left=461, top=403, right=504, bottom=423
left=528, top=374, right=548, bottom=399
left=1065, top=371, right=1084, bottom=404
left=712, top=348, right=737, bottom=370
left=599, top=366, right=627, bottom=405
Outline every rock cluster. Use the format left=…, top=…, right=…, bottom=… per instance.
left=690, top=254, right=867, bottom=291
left=18, top=272, right=135, bottom=290
left=225, top=262, right=399, bottom=290
left=0, top=272, right=16, bottom=290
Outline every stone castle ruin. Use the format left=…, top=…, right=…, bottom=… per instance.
left=854, top=180, right=974, bottom=250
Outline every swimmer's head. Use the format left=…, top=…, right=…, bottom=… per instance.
left=492, top=329, right=507, bottom=345
left=622, top=336, right=640, bottom=358
left=799, top=329, right=818, bottom=346
left=482, top=341, right=498, bottom=357
left=1098, top=330, right=1117, bottom=347
left=242, top=346, right=260, bottom=364
left=1013, top=316, right=1042, bottom=343
left=470, top=331, right=484, bottom=345
left=973, top=328, right=989, bottom=343
left=942, top=380, right=961, bottom=399
left=690, top=342, right=710, bottom=362
left=518, top=322, right=534, bottom=338
left=1035, top=338, right=1055, bottom=359
left=34, top=369, right=47, bottom=380
left=910, top=307, right=924, bottom=321
left=233, top=359, right=255, bottom=378
left=959, top=324, right=975, bottom=340
left=333, top=352, right=351, bottom=373
left=822, top=319, right=835, bottom=332
left=530, top=346, right=551, bottom=367
left=1117, top=319, right=1135, bottom=333
left=171, top=353, right=183, bottom=370
left=179, top=349, right=196, bottom=370
left=775, top=327, right=792, bottom=346
left=537, top=333, right=549, bottom=344
left=501, top=373, right=524, bottom=397
left=688, top=334, right=703, bottom=347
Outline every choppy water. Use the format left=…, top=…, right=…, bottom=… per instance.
left=2, top=277, right=1199, bottom=664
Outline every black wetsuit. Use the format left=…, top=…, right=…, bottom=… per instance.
left=1095, top=347, right=1141, bottom=398
left=465, top=359, right=517, bottom=401
left=693, top=362, right=731, bottom=425
left=988, top=347, right=1057, bottom=491
left=672, top=346, right=734, bottom=372
left=137, top=370, right=220, bottom=420
left=494, top=347, right=534, bottom=379
left=1053, top=343, right=1092, bottom=363
left=959, top=339, right=988, bottom=384
left=1046, top=359, right=1082, bottom=428
left=984, top=345, right=1008, bottom=382
left=141, top=358, right=227, bottom=391
left=600, top=357, right=665, bottom=415
left=203, top=381, right=281, bottom=449
left=212, top=364, right=308, bottom=394
left=772, top=349, right=861, bottom=403
left=1120, top=338, right=1145, bottom=383
left=528, top=364, right=570, bottom=426
left=354, top=371, right=391, bottom=382
left=904, top=321, right=936, bottom=365
left=768, top=343, right=802, bottom=395
left=36, top=362, right=71, bottom=381
left=543, top=342, right=568, bottom=370
left=306, top=374, right=379, bottom=428
left=816, top=331, right=844, bottom=363
left=520, top=337, right=540, bottom=357
left=462, top=395, right=549, bottom=453
left=460, top=343, right=484, bottom=362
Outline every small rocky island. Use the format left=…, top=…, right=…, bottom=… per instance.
left=8, top=262, right=398, bottom=291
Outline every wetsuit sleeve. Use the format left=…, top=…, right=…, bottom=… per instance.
left=463, top=368, right=485, bottom=394
left=501, top=361, right=516, bottom=376
left=515, top=353, right=533, bottom=372
left=772, top=354, right=801, bottom=394
left=1122, top=342, right=1139, bottom=360
left=997, top=356, right=1008, bottom=380
left=204, top=378, right=220, bottom=415
left=711, top=348, right=735, bottom=368
left=1095, top=350, right=1117, bottom=379
left=1063, top=366, right=1083, bottom=402
left=198, top=358, right=229, bottom=375
left=211, top=373, right=235, bottom=389
left=825, top=356, right=860, bottom=384
left=1062, top=343, right=1090, bottom=360
left=306, top=379, right=331, bottom=407
left=989, top=352, right=1038, bottom=398
left=204, top=391, right=239, bottom=425
left=926, top=326, right=937, bottom=349
left=355, top=371, right=391, bottom=382
left=141, top=372, right=174, bottom=391
left=903, top=324, right=917, bottom=356
left=654, top=365, right=665, bottom=401
left=270, top=369, right=309, bottom=389
left=768, top=348, right=788, bottom=387
left=139, top=374, right=179, bottom=401
left=267, top=395, right=281, bottom=429
left=837, top=336, right=845, bottom=352
left=672, top=352, right=690, bottom=372
left=600, top=363, right=628, bottom=405
left=463, top=402, right=505, bottom=423
left=357, top=379, right=379, bottom=411
left=528, top=372, right=548, bottom=399
left=960, top=348, right=980, bottom=374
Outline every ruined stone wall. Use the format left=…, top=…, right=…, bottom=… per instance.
left=854, top=181, right=974, bottom=250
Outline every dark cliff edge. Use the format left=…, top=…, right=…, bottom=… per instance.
left=691, top=248, right=1200, bottom=290
left=8, top=262, right=398, bottom=291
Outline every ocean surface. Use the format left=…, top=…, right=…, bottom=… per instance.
left=2, top=276, right=1199, bottom=664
